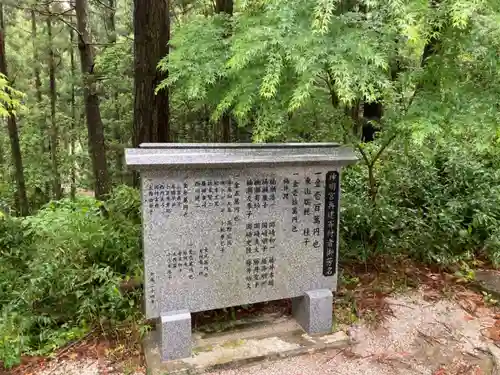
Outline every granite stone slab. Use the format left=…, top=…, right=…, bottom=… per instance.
left=125, top=144, right=357, bottom=169
left=292, top=289, right=334, bottom=334
left=158, top=310, right=192, bottom=360
left=139, top=142, right=341, bottom=149
left=139, top=165, right=342, bottom=319
left=126, top=143, right=357, bottom=363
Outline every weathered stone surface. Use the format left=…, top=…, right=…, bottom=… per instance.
left=125, top=143, right=358, bottom=169
left=292, top=289, right=333, bottom=334
left=158, top=311, right=192, bottom=361
left=143, top=313, right=351, bottom=375
left=474, top=270, right=500, bottom=298
left=125, top=143, right=357, bottom=363
left=140, top=166, right=342, bottom=318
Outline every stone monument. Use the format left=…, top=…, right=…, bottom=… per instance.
left=125, top=143, right=357, bottom=362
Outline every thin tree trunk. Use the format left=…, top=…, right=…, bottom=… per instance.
left=105, top=0, right=123, bottom=183
left=69, top=0, right=77, bottom=200
left=75, top=0, right=111, bottom=200
left=31, top=9, right=51, bottom=200
left=31, top=10, right=43, bottom=105
left=0, top=123, right=3, bottom=167
left=0, top=4, right=29, bottom=216
left=46, top=7, right=62, bottom=199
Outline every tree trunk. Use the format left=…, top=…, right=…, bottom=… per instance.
left=46, top=7, right=62, bottom=199
left=75, top=0, right=111, bottom=200
left=69, top=0, right=77, bottom=200
left=215, top=0, right=233, bottom=142
left=215, top=0, right=234, bottom=15
left=31, top=10, right=43, bottom=105
left=31, top=9, right=52, bottom=200
left=0, top=126, right=3, bottom=167
left=0, top=4, right=29, bottom=216
left=132, top=0, right=170, bottom=147
left=104, top=0, right=123, bottom=183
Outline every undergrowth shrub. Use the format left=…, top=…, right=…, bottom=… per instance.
left=341, top=137, right=500, bottom=266
left=0, top=185, right=142, bottom=368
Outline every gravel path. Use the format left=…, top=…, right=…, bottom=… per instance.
left=206, top=291, right=497, bottom=375
left=212, top=289, right=498, bottom=375
left=32, top=288, right=500, bottom=375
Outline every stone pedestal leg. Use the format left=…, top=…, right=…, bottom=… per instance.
left=158, top=310, right=192, bottom=361
left=292, top=289, right=333, bottom=334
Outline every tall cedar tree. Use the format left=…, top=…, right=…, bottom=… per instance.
left=46, top=5, right=62, bottom=199
left=0, top=4, right=29, bottom=216
left=133, top=0, right=170, bottom=147
left=104, top=0, right=124, bottom=182
left=69, top=0, right=77, bottom=199
left=75, top=0, right=111, bottom=199
left=30, top=9, right=51, bottom=201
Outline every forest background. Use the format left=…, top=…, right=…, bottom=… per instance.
left=0, top=0, right=499, bottom=369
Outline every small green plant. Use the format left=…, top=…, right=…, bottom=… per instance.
left=340, top=273, right=360, bottom=288
left=0, top=187, right=143, bottom=368
left=334, top=292, right=359, bottom=327
left=454, top=262, right=476, bottom=283
left=482, top=291, right=499, bottom=306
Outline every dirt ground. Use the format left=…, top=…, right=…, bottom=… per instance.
left=204, top=289, right=500, bottom=375
left=21, top=288, right=500, bottom=375
left=16, top=267, right=500, bottom=375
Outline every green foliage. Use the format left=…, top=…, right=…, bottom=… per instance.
left=0, top=73, right=24, bottom=117
left=0, top=187, right=142, bottom=368
left=162, top=0, right=500, bottom=145
left=163, top=0, right=500, bottom=269
left=341, top=128, right=500, bottom=266
left=162, top=0, right=408, bottom=139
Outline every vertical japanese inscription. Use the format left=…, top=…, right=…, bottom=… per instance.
left=323, top=171, right=340, bottom=277
left=199, top=247, right=209, bottom=277
left=245, top=256, right=275, bottom=289
left=194, top=179, right=225, bottom=208
left=245, top=221, right=276, bottom=255
left=220, top=220, right=233, bottom=253
left=165, top=246, right=208, bottom=279
left=302, top=176, right=312, bottom=244
left=247, top=178, right=276, bottom=218
left=183, top=182, right=189, bottom=216
left=242, top=175, right=278, bottom=289
left=148, top=270, right=156, bottom=306
left=291, top=174, right=299, bottom=233
left=233, top=179, right=241, bottom=220
left=144, top=182, right=185, bottom=215
left=311, top=173, right=323, bottom=249
left=246, top=179, right=254, bottom=218
left=220, top=177, right=241, bottom=253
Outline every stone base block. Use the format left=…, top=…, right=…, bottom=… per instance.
left=144, top=312, right=350, bottom=375
left=292, top=289, right=333, bottom=334
left=158, top=310, right=192, bottom=361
